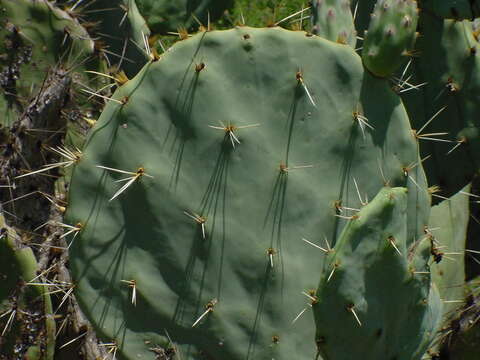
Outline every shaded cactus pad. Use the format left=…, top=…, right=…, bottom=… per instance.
left=66, top=27, right=430, bottom=360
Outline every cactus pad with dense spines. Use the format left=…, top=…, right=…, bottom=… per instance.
left=66, top=27, right=431, bottom=360
left=0, top=0, right=101, bottom=125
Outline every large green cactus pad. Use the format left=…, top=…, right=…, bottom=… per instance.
left=313, top=187, right=442, bottom=360
left=66, top=27, right=430, bottom=360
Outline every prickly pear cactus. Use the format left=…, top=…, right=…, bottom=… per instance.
left=313, top=187, right=442, bottom=360
left=0, top=215, right=55, bottom=360
left=64, top=25, right=432, bottom=360
left=362, top=0, right=419, bottom=77
left=311, top=0, right=357, bottom=48
left=400, top=12, right=480, bottom=200
left=59, top=0, right=150, bottom=77
left=429, top=185, right=469, bottom=316
left=0, top=0, right=101, bottom=125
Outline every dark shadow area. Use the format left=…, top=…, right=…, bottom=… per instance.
left=331, top=126, right=357, bottom=247
left=172, top=140, right=231, bottom=358
left=247, top=263, right=273, bottom=360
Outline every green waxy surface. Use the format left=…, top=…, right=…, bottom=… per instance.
left=0, top=215, right=55, bottom=360
left=66, top=27, right=430, bottom=360
left=427, top=185, right=469, bottom=356
left=429, top=185, right=469, bottom=316
left=313, top=187, right=442, bottom=360
left=362, top=0, right=419, bottom=77
left=311, top=0, right=357, bottom=48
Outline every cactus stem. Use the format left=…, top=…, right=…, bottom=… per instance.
left=296, top=71, right=317, bottom=108
left=121, top=280, right=137, bottom=306
left=183, top=211, right=207, bottom=239
left=346, top=304, right=362, bottom=327
left=302, top=238, right=330, bottom=253
left=192, top=299, right=217, bottom=328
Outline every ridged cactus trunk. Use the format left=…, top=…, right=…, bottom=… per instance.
left=65, top=26, right=432, bottom=360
